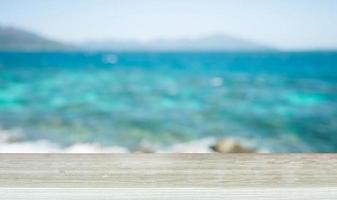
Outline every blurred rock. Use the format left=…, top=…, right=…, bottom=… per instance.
left=132, top=146, right=155, bottom=153
left=0, top=128, right=24, bottom=143
left=211, top=139, right=255, bottom=153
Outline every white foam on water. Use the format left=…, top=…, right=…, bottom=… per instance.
left=0, top=140, right=130, bottom=153
left=0, top=128, right=129, bottom=153
left=0, top=128, right=263, bottom=153
left=158, top=137, right=216, bottom=153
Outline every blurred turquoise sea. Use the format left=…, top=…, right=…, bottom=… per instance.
left=0, top=52, right=337, bottom=152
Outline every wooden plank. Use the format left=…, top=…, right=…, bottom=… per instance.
left=1, top=188, right=337, bottom=200
left=0, top=154, right=336, bottom=199
left=0, top=154, right=337, bottom=188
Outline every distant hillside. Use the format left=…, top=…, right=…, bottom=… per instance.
left=0, top=26, right=273, bottom=51
left=0, top=26, right=75, bottom=51
left=82, top=34, right=273, bottom=51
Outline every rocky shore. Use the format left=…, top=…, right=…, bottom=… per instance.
left=0, top=129, right=256, bottom=153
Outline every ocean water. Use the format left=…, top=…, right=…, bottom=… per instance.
left=0, top=52, right=337, bottom=152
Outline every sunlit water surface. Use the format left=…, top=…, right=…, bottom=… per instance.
left=0, top=52, right=336, bottom=152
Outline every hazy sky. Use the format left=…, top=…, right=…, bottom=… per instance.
left=1, top=0, right=337, bottom=50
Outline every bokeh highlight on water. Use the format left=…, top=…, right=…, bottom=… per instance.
left=0, top=52, right=336, bottom=152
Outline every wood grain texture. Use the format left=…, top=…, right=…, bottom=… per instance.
left=1, top=188, right=337, bottom=200
left=0, top=154, right=336, bottom=188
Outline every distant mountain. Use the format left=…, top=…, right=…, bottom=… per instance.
left=0, top=26, right=75, bottom=51
left=0, top=26, right=273, bottom=51
left=81, top=34, right=273, bottom=51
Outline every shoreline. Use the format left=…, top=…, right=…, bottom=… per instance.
left=0, top=129, right=258, bottom=153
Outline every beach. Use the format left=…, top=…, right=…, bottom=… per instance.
left=0, top=127, right=259, bottom=153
